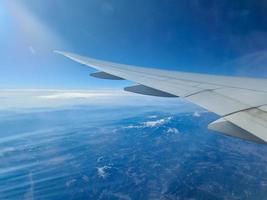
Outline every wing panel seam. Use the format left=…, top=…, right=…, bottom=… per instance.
left=222, top=104, right=267, bottom=118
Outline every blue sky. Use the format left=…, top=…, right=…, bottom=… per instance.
left=1, top=0, right=267, bottom=89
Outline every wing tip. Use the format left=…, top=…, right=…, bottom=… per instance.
left=53, top=50, right=67, bottom=56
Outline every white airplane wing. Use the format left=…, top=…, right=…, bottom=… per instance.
left=55, top=51, right=267, bottom=144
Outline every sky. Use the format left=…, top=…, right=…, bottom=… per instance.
left=1, top=0, right=267, bottom=89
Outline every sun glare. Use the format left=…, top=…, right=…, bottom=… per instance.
left=4, top=1, right=65, bottom=54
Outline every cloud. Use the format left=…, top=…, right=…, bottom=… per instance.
left=124, top=116, right=173, bottom=129
left=143, top=117, right=171, bottom=128
left=0, top=89, right=188, bottom=111
left=147, top=115, right=158, bottom=119
left=0, top=89, right=133, bottom=110
left=38, top=92, right=115, bottom=99
left=123, top=125, right=143, bottom=129
left=166, top=128, right=179, bottom=134
left=193, top=111, right=201, bottom=117
left=97, top=166, right=111, bottom=178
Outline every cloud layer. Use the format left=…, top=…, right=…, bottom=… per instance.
left=0, top=89, right=187, bottom=111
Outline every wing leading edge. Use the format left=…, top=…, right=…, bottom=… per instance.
left=55, top=51, right=267, bottom=144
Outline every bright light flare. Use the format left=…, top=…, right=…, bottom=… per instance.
left=3, top=1, right=65, bottom=55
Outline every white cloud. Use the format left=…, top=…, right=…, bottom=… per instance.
left=143, top=118, right=167, bottom=127
left=147, top=115, right=158, bottom=119
left=124, top=116, right=173, bottom=129
left=123, top=125, right=143, bottom=129
left=193, top=111, right=201, bottom=117
left=0, top=89, right=133, bottom=110
left=38, top=92, right=115, bottom=99
left=97, top=166, right=111, bottom=178
left=0, top=89, right=191, bottom=111
left=167, top=128, right=179, bottom=134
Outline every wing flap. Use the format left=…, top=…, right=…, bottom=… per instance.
left=208, top=118, right=265, bottom=143
left=124, top=85, right=178, bottom=97
left=90, top=71, right=124, bottom=80
left=224, top=108, right=267, bottom=143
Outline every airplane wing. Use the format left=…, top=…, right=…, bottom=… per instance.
left=55, top=51, right=267, bottom=144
